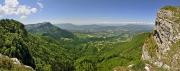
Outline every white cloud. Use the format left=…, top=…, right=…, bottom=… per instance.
left=31, top=8, right=38, bottom=13
left=37, top=2, right=43, bottom=8
left=0, top=0, right=39, bottom=18
left=5, top=0, right=19, bottom=7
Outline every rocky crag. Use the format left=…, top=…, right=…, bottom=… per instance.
left=0, top=53, right=34, bottom=71
left=142, top=6, right=180, bottom=71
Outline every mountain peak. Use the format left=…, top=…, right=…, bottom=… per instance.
left=27, top=22, right=53, bottom=29
left=38, top=22, right=52, bottom=26
left=25, top=22, right=75, bottom=39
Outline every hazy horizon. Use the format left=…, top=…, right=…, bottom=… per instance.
left=0, top=0, right=180, bottom=25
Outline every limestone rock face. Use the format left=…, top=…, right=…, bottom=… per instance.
left=11, top=58, right=21, bottom=64
left=0, top=53, right=35, bottom=71
left=154, top=9, right=180, bottom=55
left=142, top=6, right=180, bottom=71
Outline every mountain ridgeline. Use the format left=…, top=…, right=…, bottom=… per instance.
left=55, top=23, right=153, bottom=33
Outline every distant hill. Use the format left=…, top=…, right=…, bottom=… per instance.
left=25, top=22, right=75, bottom=39
left=55, top=23, right=105, bottom=32
left=55, top=23, right=153, bottom=33
left=119, top=24, right=154, bottom=32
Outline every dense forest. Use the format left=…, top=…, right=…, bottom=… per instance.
left=0, top=19, right=152, bottom=71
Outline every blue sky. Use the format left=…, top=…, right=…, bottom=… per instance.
left=0, top=0, right=180, bottom=24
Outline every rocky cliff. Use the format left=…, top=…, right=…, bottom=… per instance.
left=142, top=6, right=180, bottom=71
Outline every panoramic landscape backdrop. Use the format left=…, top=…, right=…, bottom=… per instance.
left=0, top=0, right=180, bottom=71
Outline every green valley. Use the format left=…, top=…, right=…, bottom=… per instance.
left=0, top=0, right=179, bottom=70
left=0, top=19, right=151, bottom=71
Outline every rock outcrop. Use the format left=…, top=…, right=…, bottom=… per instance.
left=142, top=6, right=180, bottom=71
left=0, top=54, right=35, bottom=71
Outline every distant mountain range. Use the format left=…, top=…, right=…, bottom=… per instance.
left=55, top=23, right=153, bottom=33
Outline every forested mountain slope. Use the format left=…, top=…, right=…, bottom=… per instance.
left=0, top=19, right=74, bottom=71
left=25, top=22, right=75, bottom=39
left=0, top=19, right=35, bottom=68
